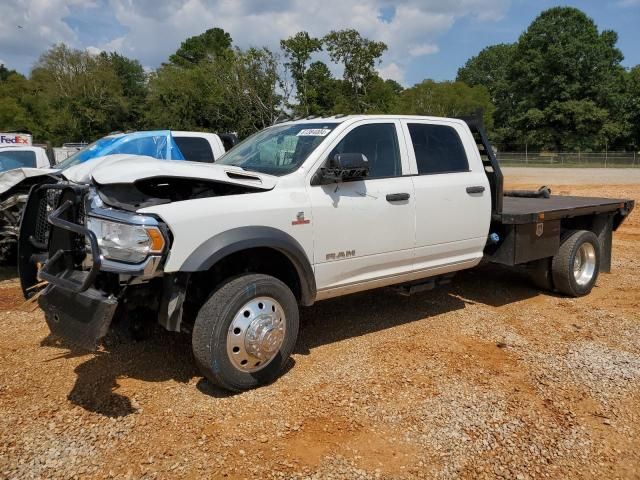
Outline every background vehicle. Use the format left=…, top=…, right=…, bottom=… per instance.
left=53, top=143, right=88, bottom=164
left=21, top=115, right=634, bottom=392
left=0, top=130, right=230, bottom=263
left=0, top=145, right=52, bottom=173
left=0, top=132, right=33, bottom=147
left=0, top=144, right=55, bottom=261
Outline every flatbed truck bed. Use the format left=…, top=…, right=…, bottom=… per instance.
left=499, top=196, right=634, bottom=225
left=461, top=118, right=634, bottom=272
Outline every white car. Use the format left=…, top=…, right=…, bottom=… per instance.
left=21, top=115, right=634, bottom=392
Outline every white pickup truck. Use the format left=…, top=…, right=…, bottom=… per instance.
left=20, top=115, right=634, bottom=392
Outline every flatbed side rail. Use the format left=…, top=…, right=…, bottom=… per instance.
left=458, top=117, right=504, bottom=216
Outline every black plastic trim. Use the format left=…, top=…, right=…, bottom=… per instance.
left=38, top=198, right=102, bottom=293
left=180, top=226, right=317, bottom=306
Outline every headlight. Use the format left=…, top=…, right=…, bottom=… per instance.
left=86, top=216, right=166, bottom=264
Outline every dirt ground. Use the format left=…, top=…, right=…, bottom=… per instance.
left=1, top=168, right=639, bottom=480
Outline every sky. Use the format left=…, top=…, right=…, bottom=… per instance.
left=0, top=0, right=638, bottom=86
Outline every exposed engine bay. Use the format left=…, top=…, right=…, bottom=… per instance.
left=0, top=173, right=61, bottom=263
left=97, top=176, right=266, bottom=211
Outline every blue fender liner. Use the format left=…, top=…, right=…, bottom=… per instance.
left=180, top=226, right=316, bottom=306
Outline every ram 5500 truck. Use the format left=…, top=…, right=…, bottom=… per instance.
left=20, top=115, right=634, bottom=392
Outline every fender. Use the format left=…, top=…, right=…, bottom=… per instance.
left=180, top=226, right=316, bottom=306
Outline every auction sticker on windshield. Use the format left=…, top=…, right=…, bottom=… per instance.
left=297, top=129, right=332, bottom=137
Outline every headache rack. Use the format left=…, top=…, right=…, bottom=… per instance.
left=459, top=117, right=504, bottom=216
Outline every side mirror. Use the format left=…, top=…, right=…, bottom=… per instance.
left=315, top=153, right=369, bottom=185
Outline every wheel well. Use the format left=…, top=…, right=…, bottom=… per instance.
left=559, top=213, right=613, bottom=272
left=183, top=247, right=303, bottom=325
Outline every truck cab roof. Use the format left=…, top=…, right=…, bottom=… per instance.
left=276, top=114, right=469, bottom=126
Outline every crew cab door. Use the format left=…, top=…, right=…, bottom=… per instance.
left=401, top=120, right=490, bottom=273
left=307, top=120, right=415, bottom=293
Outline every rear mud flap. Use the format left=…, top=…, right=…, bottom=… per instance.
left=39, top=285, right=118, bottom=351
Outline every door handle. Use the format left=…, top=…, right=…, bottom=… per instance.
left=466, top=186, right=485, bottom=194
left=386, top=193, right=410, bottom=202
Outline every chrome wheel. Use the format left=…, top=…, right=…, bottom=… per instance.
left=226, top=296, right=286, bottom=373
left=573, top=242, right=596, bottom=286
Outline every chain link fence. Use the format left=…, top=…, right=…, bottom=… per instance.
left=496, top=151, right=639, bottom=168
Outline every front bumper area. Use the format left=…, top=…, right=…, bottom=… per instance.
left=23, top=182, right=167, bottom=350
left=39, top=284, right=118, bottom=350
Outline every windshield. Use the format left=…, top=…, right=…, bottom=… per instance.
left=217, top=123, right=338, bottom=175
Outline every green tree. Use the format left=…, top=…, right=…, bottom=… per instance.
left=0, top=71, right=33, bottom=133
left=280, top=32, right=323, bottom=115
left=323, top=29, right=387, bottom=109
left=508, top=7, right=627, bottom=150
left=456, top=43, right=515, bottom=129
left=146, top=46, right=283, bottom=137
left=0, top=64, right=19, bottom=82
left=100, top=52, right=147, bottom=128
left=396, top=80, right=494, bottom=129
left=169, top=27, right=233, bottom=67
left=30, top=44, right=130, bottom=143
left=303, top=61, right=343, bottom=116
left=625, top=66, right=640, bottom=149
left=363, top=78, right=403, bottom=113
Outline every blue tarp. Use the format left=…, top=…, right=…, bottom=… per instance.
left=56, top=130, right=185, bottom=170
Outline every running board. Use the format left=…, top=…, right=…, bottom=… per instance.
left=391, top=273, right=455, bottom=296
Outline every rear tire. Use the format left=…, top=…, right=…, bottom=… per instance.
left=551, top=230, right=600, bottom=297
left=192, top=273, right=299, bottom=392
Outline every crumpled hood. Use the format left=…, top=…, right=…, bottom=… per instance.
left=64, top=154, right=277, bottom=190
left=0, top=167, right=59, bottom=195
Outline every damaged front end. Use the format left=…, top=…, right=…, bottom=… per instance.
left=19, top=159, right=277, bottom=350
left=0, top=173, right=60, bottom=263
left=19, top=182, right=185, bottom=350
left=0, top=193, right=26, bottom=262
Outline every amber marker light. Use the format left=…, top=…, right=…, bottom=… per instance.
left=146, top=227, right=166, bottom=253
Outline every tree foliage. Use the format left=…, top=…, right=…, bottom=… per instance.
left=146, top=46, right=283, bottom=137
left=323, top=29, right=387, bottom=110
left=30, top=44, right=136, bottom=143
left=625, top=66, right=640, bottom=149
left=459, top=7, right=634, bottom=151
left=169, top=27, right=232, bottom=67
left=396, top=80, right=494, bottom=129
left=0, top=11, right=638, bottom=151
left=456, top=43, right=515, bottom=128
left=280, top=32, right=323, bottom=116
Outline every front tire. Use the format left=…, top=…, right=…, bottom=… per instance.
left=551, top=230, right=600, bottom=297
left=192, top=273, right=299, bottom=392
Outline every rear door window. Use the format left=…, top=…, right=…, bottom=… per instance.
left=174, top=137, right=215, bottom=163
left=407, top=123, right=469, bottom=174
left=0, top=150, right=37, bottom=172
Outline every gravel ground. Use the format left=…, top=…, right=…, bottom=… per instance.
left=1, top=170, right=639, bottom=479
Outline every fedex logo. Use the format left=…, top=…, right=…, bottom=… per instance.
left=0, top=134, right=31, bottom=145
